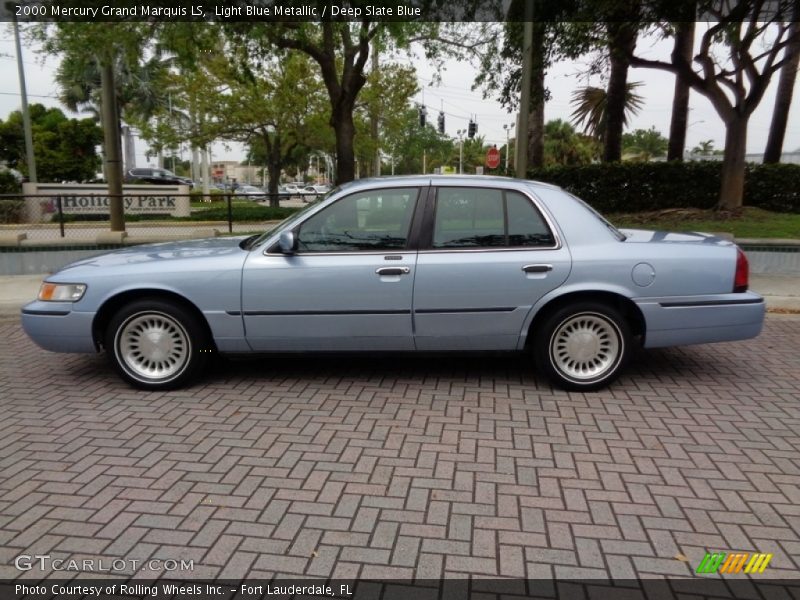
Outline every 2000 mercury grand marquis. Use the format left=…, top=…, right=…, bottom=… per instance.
left=22, top=176, right=765, bottom=391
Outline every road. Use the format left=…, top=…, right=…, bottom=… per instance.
left=1, top=315, right=799, bottom=585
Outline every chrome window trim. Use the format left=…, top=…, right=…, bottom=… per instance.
left=264, top=251, right=417, bottom=257
left=420, top=185, right=562, bottom=254
left=260, top=183, right=562, bottom=257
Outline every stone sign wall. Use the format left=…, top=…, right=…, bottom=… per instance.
left=22, top=183, right=191, bottom=222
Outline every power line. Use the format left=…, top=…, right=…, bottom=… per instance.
left=0, top=91, right=60, bottom=99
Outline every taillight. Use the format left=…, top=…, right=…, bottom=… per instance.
left=733, top=247, right=749, bottom=292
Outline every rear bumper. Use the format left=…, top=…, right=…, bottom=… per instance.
left=21, top=301, right=97, bottom=353
left=635, top=292, right=765, bottom=348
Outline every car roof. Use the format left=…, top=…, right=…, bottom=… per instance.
left=337, top=175, right=562, bottom=192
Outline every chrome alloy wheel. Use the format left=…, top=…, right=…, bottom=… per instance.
left=549, top=312, right=622, bottom=382
left=115, top=311, right=192, bottom=383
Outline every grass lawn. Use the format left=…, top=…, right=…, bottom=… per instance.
left=608, top=207, right=800, bottom=239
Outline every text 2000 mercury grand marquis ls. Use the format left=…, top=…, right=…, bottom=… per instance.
left=22, top=176, right=765, bottom=392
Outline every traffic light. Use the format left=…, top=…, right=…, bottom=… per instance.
left=418, top=106, right=427, bottom=128
left=437, top=111, right=445, bottom=134
left=468, top=119, right=477, bottom=139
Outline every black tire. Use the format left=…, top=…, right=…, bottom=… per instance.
left=104, top=298, right=211, bottom=390
left=534, top=301, right=631, bottom=392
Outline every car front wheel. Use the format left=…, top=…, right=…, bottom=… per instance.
left=105, top=299, right=210, bottom=390
left=535, top=302, right=630, bottom=391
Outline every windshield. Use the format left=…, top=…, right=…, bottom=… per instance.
left=243, top=186, right=340, bottom=250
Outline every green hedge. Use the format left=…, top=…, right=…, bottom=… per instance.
left=0, top=199, right=24, bottom=223
left=0, top=199, right=23, bottom=224
left=528, top=161, right=800, bottom=213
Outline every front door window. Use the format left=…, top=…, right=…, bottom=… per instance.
left=297, top=188, right=419, bottom=252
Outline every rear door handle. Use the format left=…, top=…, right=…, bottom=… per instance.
left=522, top=264, right=553, bottom=273
left=376, top=267, right=411, bottom=276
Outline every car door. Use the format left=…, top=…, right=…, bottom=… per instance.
left=241, top=186, right=423, bottom=351
left=413, top=185, right=571, bottom=351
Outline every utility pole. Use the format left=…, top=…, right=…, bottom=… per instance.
left=371, top=42, right=381, bottom=177
left=503, top=123, right=511, bottom=172
left=515, top=1, right=534, bottom=178
left=100, top=61, right=125, bottom=232
left=13, top=15, right=36, bottom=183
left=457, top=129, right=464, bottom=174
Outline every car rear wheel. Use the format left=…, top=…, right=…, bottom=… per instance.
left=535, top=302, right=630, bottom=391
left=105, top=299, right=210, bottom=390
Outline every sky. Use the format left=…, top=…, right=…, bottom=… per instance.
left=1, top=23, right=799, bottom=169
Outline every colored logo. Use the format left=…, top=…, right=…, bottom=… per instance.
left=696, top=552, right=773, bottom=574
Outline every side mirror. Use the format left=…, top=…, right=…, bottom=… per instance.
left=278, top=231, right=296, bottom=254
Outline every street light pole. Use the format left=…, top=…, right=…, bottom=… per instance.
left=13, top=15, right=37, bottom=183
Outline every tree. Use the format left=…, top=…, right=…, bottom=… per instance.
left=691, top=139, right=716, bottom=155
left=381, top=105, right=454, bottom=175
left=450, top=135, right=490, bottom=173
left=622, top=127, right=669, bottom=160
left=628, top=0, right=800, bottom=209
left=667, top=20, right=696, bottom=160
left=473, top=10, right=595, bottom=171
left=603, top=13, right=641, bottom=161
left=764, top=16, right=800, bottom=163
left=217, top=21, right=444, bottom=185
left=570, top=82, right=645, bottom=140
left=36, top=22, right=152, bottom=230
left=191, top=50, right=329, bottom=205
left=543, top=119, right=599, bottom=166
left=0, top=104, right=102, bottom=182
left=355, top=61, right=419, bottom=176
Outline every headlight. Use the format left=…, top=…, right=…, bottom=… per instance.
left=38, top=283, right=87, bottom=302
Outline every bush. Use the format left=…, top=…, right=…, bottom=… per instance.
left=0, top=199, right=23, bottom=224
left=744, top=163, right=800, bottom=212
left=187, top=204, right=296, bottom=221
left=528, top=161, right=800, bottom=213
left=0, top=169, right=22, bottom=195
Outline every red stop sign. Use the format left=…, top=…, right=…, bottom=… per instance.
left=486, top=147, right=501, bottom=169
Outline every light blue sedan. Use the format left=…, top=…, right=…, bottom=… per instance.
left=21, top=176, right=765, bottom=391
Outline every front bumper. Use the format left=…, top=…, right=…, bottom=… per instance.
left=21, top=301, right=97, bottom=353
left=635, top=291, right=766, bottom=348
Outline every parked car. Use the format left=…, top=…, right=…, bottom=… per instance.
left=125, top=167, right=193, bottom=188
left=235, top=185, right=266, bottom=201
left=21, top=176, right=764, bottom=392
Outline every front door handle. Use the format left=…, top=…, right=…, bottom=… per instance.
left=376, top=267, right=411, bottom=276
left=522, top=264, right=553, bottom=273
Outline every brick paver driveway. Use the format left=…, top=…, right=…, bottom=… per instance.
left=1, top=316, right=799, bottom=581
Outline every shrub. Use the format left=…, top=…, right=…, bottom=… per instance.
left=0, top=169, right=22, bottom=195
left=745, top=163, right=800, bottom=213
left=0, top=199, right=23, bottom=224
left=528, top=161, right=800, bottom=213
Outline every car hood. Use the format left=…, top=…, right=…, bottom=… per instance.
left=618, top=228, right=734, bottom=246
left=55, top=236, right=250, bottom=273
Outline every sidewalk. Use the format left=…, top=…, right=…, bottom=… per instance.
left=2, top=273, right=797, bottom=316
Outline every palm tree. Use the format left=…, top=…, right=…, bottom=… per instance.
left=570, top=82, right=644, bottom=142
left=55, top=53, right=174, bottom=171
left=667, top=20, right=695, bottom=161
left=764, top=18, right=800, bottom=163
left=543, top=119, right=598, bottom=166
left=691, top=140, right=715, bottom=155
